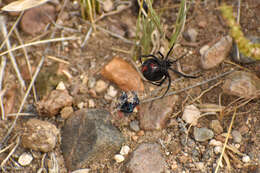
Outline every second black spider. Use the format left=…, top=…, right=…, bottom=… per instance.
left=139, top=45, right=199, bottom=97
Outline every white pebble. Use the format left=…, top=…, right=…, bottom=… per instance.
left=120, top=145, right=130, bottom=156
left=182, top=105, right=201, bottom=125
left=71, top=168, right=91, bottom=173
left=95, top=80, right=108, bottom=93
left=199, top=45, right=210, bottom=56
left=88, top=99, right=95, bottom=108
left=214, top=146, right=222, bottom=154
left=209, top=139, right=222, bottom=146
left=242, top=155, right=250, bottom=163
left=56, top=81, right=66, bottom=90
left=107, top=85, right=117, bottom=98
left=18, top=153, right=33, bottom=166
left=114, top=154, right=125, bottom=163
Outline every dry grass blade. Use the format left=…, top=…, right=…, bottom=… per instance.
left=46, top=55, right=70, bottom=64
left=14, top=27, right=38, bottom=102
left=142, top=69, right=234, bottom=103
left=223, top=152, right=232, bottom=171
left=215, top=108, right=237, bottom=173
left=1, top=135, right=20, bottom=170
left=2, top=0, right=51, bottom=11
left=0, top=11, right=24, bottom=51
left=0, top=56, right=6, bottom=120
left=0, top=36, right=79, bottom=57
left=0, top=15, right=25, bottom=90
left=0, top=57, right=45, bottom=147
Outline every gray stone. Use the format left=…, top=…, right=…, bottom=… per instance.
left=200, top=35, right=232, bottom=69
left=61, top=109, right=125, bottom=171
left=126, top=143, right=167, bottom=173
left=183, top=28, right=198, bottom=42
left=222, top=71, right=260, bottom=99
left=210, top=120, right=223, bottom=134
left=232, top=130, right=242, bottom=143
left=193, top=127, right=214, bottom=142
left=129, top=120, right=140, bottom=132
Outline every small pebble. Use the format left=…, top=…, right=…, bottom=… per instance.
left=95, top=80, right=108, bottom=93
left=214, top=146, right=222, bottom=154
left=182, top=105, right=201, bottom=125
left=194, top=127, right=214, bottom=142
left=77, top=102, right=84, bottom=109
left=103, top=0, right=114, bottom=12
left=242, top=155, right=250, bottom=163
left=107, top=85, right=118, bottom=97
left=18, top=153, right=33, bottom=166
left=209, top=139, right=222, bottom=146
left=88, top=99, right=95, bottom=108
left=120, top=145, right=130, bottom=156
left=71, top=169, right=91, bottom=173
left=232, top=130, right=242, bottom=143
left=129, top=120, right=140, bottom=132
left=199, top=45, right=210, bottom=56
left=210, top=120, right=223, bottom=134
left=56, top=81, right=66, bottom=90
left=88, top=77, right=96, bottom=88
left=114, top=154, right=125, bottom=163
left=183, top=28, right=198, bottom=42
left=60, top=106, right=73, bottom=119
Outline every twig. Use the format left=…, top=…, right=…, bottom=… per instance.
left=14, top=27, right=38, bottom=103
left=191, top=81, right=223, bottom=104
left=0, top=56, right=6, bottom=120
left=1, top=136, right=20, bottom=170
left=7, top=112, right=36, bottom=117
left=0, top=11, right=24, bottom=51
left=46, top=55, right=70, bottom=64
left=81, top=26, right=93, bottom=48
left=141, top=69, right=234, bottom=103
left=214, top=108, right=236, bottom=173
left=94, top=1, right=132, bottom=22
left=0, top=15, right=25, bottom=90
left=0, top=36, right=79, bottom=57
left=0, top=56, right=45, bottom=148
left=84, top=20, right=135, bottom=44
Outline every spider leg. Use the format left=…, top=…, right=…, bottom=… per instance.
left=161, top=72, right=171, bottom=97
left=158, top=51, right=164, bottom=59
left=169, top=67, right=200, bottom=78
left=149, top=76, right=167, bottom=86
left=169, top=52, right=188, bottom=63
left=139, top=54, right=160, bottom=64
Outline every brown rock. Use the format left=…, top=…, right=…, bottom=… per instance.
left=126, top=143, right=167, bottom=173
left=20, top=4, right=56, bottom=35
left=22, top=119, right=60, bottom=152
left=139, top=95, right=179, bottom=130
left=200, top=35, right=232, bottom=69
left=210, top=120, right=223, bottom=135
left=222, top=71, right=260, bottom=98
left=37, top=89, right=73, bottom=116
left=60, top=106, right=73, bottom=119
left=101, top=57, right=144, bottom=92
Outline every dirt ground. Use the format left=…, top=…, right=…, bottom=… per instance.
left=0, top=0, right=260, bottom=172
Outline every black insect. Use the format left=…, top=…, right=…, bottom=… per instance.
left=139, top=45, right=199, bottom=97
left=117, top=92, right=140, bottom=113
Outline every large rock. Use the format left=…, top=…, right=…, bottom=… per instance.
left=61, top=109, right=125, bottom=171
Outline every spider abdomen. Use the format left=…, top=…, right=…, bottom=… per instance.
left=141, top=59, right=164, bottom=81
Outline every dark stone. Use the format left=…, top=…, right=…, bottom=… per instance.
left=61, top=109, right=125, bottom=171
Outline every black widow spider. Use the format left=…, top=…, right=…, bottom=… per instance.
left=139, top=44, right=199, bottom=97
